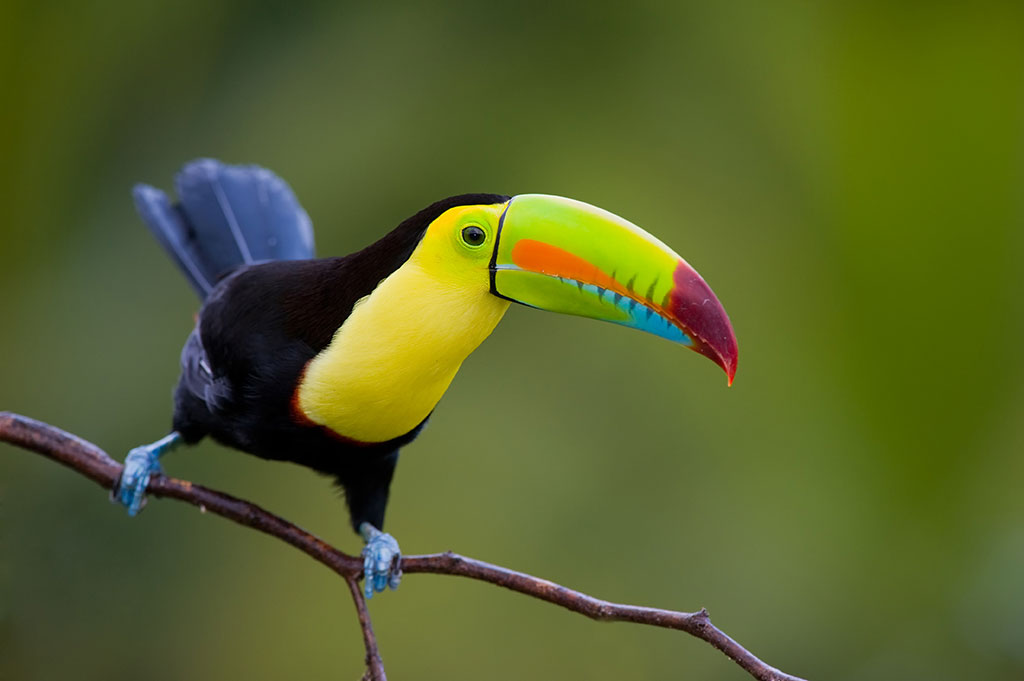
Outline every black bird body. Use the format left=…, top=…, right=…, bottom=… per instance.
left=135, top=159, right=506, bottom=530
left=174, top=259, right=416, bottom=532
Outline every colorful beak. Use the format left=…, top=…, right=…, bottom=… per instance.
left=490, top=194, right=738, bottom=384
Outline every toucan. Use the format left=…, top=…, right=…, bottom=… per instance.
left=115, top=159, right=738, bottom=598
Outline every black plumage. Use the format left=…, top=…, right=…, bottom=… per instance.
left=136, top=158, right=508, bottom=531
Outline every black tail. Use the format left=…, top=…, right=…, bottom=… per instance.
left=133, top=158, right=316, bottom=300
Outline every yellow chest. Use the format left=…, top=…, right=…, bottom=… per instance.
left=295, top=258, right=510, bottom=443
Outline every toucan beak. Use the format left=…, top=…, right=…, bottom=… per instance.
left=490, top=194, right=738, bottom=384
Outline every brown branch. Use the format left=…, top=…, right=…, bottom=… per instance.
left=345, top=576, right=386, bottom=681
left=0, top=411, right=806, bottom=681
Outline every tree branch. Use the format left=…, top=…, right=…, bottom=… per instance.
left=345, top=575, right=386, bottom=681
left=1, top=412, right=806, bottom=681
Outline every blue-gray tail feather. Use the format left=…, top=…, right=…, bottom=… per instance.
left=133, top=158, right=315, bottom=300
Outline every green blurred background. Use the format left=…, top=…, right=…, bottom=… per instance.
left=2, top=2, right=1022, bottom=679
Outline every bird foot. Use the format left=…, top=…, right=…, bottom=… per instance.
left=112, top=433, right=180, bottom=516
left=359, top=523, right=402, bottom=599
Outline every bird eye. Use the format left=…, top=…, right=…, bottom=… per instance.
left=461, top=225, right=486, bottom=247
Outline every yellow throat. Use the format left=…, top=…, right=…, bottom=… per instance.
left=296, top=205, right=511, bottom=443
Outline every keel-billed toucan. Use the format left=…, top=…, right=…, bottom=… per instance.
left=116, top=159, right=737, bottom=598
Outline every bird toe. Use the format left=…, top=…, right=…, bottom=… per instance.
left=113, top=445, right=162, bottom=516
left=361, top=530, right=401, bottom=599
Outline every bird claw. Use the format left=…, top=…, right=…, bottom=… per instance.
left=113, top=445, right=163, bottom=516
left=361, top=527, right=402, bottom=599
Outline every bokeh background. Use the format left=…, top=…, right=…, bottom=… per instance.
left=2, top=2, right=1023, bottom=679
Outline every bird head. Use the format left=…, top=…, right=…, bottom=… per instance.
left=413, top=194, right=738, bottom=384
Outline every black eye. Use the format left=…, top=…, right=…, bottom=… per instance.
left=461, top=225, right=486, bottom=246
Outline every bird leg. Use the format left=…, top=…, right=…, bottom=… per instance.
left=359, top=522, right=401, bottom=599
left=112, top=432, right=182, bottom=516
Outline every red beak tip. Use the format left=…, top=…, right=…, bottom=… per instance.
left=724, top=361, right=737, bottom=386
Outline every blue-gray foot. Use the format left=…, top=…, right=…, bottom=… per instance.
left=359, top=522, right=402, bottom=599
left=113, top=432, right=182, bottom=516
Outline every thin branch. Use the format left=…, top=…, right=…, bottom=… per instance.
left=344, top=576, right=386, bottom=681
left=401, top=554, right=798, bottom=679
left=1, top=412, right=806, bottom=681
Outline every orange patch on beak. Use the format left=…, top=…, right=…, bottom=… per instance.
left=511, top=239, right=644, bottom=307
